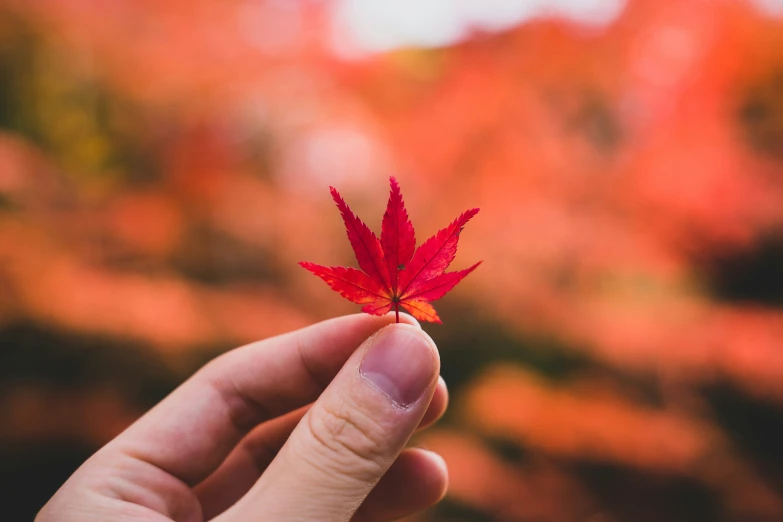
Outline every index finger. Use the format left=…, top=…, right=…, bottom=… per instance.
left=106, top=313, right=420, bottom=486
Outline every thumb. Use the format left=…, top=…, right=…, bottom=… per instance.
left=218, top=323, right=439, bottom=521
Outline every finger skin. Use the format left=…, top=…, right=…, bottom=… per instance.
left=195, top=378, right=448, bottom=518
left=352, top=448, right=448, bottom=522
left=195, top=407, right=309, bottom=520
left=216, top=324, right=440, bottom=522
left=419, top=376, right=448, bottom=430
left=38, top=313, right=422, bottom=522
left=109, top=313, right=420, bottom=486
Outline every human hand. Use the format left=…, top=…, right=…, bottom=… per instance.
left=37, top=313, right=448, bottom=521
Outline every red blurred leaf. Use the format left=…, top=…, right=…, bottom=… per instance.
left=301, top=177, right=480, bottom=323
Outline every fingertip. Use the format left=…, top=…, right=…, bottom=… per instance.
left=221, top=316, right=442, bottom=519
left=353, top=447, right=449, bottom=520
left=418, top=376, right=448, bottom=430
left=385, top=311, right=421, bottom=329
left=403, top=448, right=449, bottom=502
left=415, top=448, right=449, bottom=501
left=359, top=324, right=439, bottom=408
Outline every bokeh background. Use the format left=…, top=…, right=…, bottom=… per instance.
left=3, top=0, right=783, bottom=520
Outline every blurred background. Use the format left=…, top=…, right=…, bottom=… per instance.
left=3, top=0, right=783, bottom=520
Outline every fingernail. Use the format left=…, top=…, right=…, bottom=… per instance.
left=359, top=326, right=437, bottom=407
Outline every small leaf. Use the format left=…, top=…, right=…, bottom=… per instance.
left=301, top=177, right=480, bottom=323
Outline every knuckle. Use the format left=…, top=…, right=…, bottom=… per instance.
left=306, top=400, right=389, bottom=482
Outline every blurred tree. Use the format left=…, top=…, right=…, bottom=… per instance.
left=2, top=0, right=783, bottom=520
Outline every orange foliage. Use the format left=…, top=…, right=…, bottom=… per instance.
left=3, top=0, right=783, bottom=520
left=421, top=432, right=597, bottom=522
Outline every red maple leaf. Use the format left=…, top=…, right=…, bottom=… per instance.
left=300, top=177, right=481, bottom=323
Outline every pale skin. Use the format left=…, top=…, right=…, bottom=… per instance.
left=37, top=313, right=449, bottom=522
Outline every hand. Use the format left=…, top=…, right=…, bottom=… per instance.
left=37, top=313, right=448, bottom=521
